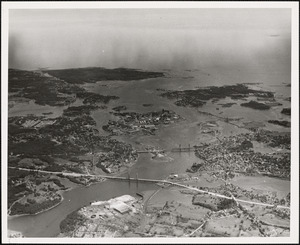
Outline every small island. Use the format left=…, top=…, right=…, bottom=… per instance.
left=142, top=103, right=153, bottom=107
left=281, top=108, right=291, bottom=116
left=112, top=105, right=127, bottom=112
left=240, top=100, right=270, bottom=110
left=268, top=120, right=291, bottom=128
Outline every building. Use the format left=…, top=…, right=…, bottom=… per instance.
left=109, top=200, right=131, bottom=214
left=114, top=195, right=136, bottom=204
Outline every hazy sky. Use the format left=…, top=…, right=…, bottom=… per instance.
left=9, top=8, right=291, bottom=71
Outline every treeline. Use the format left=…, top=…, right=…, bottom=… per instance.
left=60, top=210, right=87, bottom=234
left=76, top=91, right=119, bottom=104
left=8, top=183, right=32, bottom=207
left=65, top=176, right=85, bottom=185
left=9, top=124, right=37, bottom=136
left=62, top=105, right=99, bottom=117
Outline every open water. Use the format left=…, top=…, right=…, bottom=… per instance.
left=8, top=67, right=291, bottom=237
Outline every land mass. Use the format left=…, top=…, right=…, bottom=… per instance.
left=281, top=108, right=291, bottom=116
left=240, top=101, right=270, bottom=110
left=58, top=126, right=291, bottom=237
left=58, top=180, right=290, bottom=238
left=103, top=109, right=181, bottom=136
left=7, top=67, right=291, bottom=238
left=8, top=67, right=164, bottom=216
left=46, top=67, right=164, bottom=84
left=160, top=84, right=274, bottom=108
left=268, top=120, right=291, bottom=128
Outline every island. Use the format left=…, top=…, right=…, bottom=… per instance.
left=268, top=120, right=291, bottom=128
left=240, top=101, right=270, bottom=110
left=7, top=67, right=291, bottom=238
left=103, top=109, right=182, bottom=136
left=160, top=84, right=274, bottom=108
left=46, top=67, right=164, bottom=84
left=8, top=67, right=164, bottom=216
left=281, top=108, right=291, bottom=116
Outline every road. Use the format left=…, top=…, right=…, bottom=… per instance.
left=9, top=167, right=290, bottom=210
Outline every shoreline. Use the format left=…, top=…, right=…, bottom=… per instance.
left=8, top=165, right=290, bottom=219
left=8, top=193, right=64, bottom=219
left=7, top=146, right=290, bottom=220
left=7, top=161, right=290, bottom=237
left=7, top=68, right=291, bottom=238
left=7, top=159, right=146, bottom=238
left=7, top=159, right=137, bottom=220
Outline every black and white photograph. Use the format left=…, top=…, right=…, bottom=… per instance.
left=1, top=1, right=299, bottom=243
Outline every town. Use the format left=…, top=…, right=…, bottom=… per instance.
left=103, top=109, right=182, bottom=136
left=189, top=131, right=290, bottom=180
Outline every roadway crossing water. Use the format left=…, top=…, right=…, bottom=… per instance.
left=8, top=68, right=291, bottom=237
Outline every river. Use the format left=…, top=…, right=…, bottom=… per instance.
left=7, top=68, right=291, bottom=237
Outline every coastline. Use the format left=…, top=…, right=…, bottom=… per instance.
left=7, top=66, right=292, bottom=238
left=7, top=159, right=137, bottom=220
left=8, top=193, right=64, bottom=219
left=8, top=161, right=290, bottom=220
left=7, top=158, right=147, bottom=238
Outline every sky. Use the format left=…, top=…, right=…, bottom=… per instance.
left=9, top=8, right=291, bottom=71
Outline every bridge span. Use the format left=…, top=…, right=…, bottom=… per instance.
left=8, top=167, right=290, bottom=210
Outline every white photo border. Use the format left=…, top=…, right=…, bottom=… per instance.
left=1, top=1, right=299, bottom=244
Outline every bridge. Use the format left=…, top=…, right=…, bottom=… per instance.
left=8, top=167, right=164, bottom=184
left=171, top=147, right=194, bottom=152
left=137, top=147, right=196, bottom=153
left=136, top=150, right=165, bottom=154
left=8, top=167, right=290, bottom=210
left=171, top=144, right=201, bottom=152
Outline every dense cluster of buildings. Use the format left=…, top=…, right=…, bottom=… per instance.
left=193, top=132, right=290, bottom=179
left=103, top=109, right=181, bottom=135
